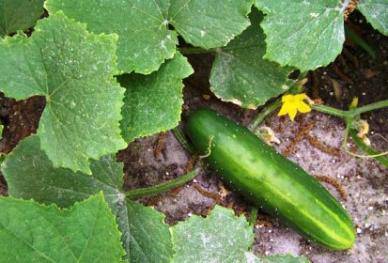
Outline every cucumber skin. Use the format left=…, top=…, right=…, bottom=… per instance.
left=185, top=109, right=355, bottom=250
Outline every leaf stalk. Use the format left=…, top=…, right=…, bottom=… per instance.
left=126, top=170, right=197, bottom=200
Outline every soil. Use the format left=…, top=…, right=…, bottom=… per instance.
left=0, top=11, right=387, bottom=263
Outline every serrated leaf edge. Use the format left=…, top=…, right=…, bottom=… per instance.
left=169, top=205, right=254, bottom=257
left=255, top=2, right=346, bottom=71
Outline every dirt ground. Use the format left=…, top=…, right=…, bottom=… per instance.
left=0, top=11, right=387, bottom=263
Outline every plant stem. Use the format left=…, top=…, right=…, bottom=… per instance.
left=342, top=117, right=352, bottom=148
left=248, top=75, right=308, bottom=131
left=349, top=130, right=388, bottom=167
left=345, top=25, right=376, bottom=59
left=312, top=99, right=388, bottom=118
left=126, top=170, right=197, bottom=200
left=172, top=126, right=195, bottom=154
left=248, top=99, right=282, bottom=131
left=179, top=47, right=216, bottom=55
left=352, top=99, right=388, bottom=115
left=249, top=207, right=258, bottom=226
left=312, top=104, right=348, bottom=118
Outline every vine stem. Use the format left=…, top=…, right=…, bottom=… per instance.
left=345, top=25, right=376, bottom=59
left=312, top=99, right=388, bottom=118
left=126, top=170, right=197, bottom=200
left=172, top=126, right=195, bottom=153
left=248, top=79, right=305, bottom=131
left=125, top=127, right=199, bottom=200
left=348, top=129, right=388, bottom=167
left=249, top=207, right=258, bottom=226
left=248, top=90, right=388, bottom=163
left=352, top=99, right=388, bottom=115
left=311, top=104, right=348, bottom=118
left=310, top=101, right=388, bottom=165
left=248, top=99, right=282, bottom=131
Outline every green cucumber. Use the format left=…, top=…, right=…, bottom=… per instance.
left=185, top=109, right=355, bottom=250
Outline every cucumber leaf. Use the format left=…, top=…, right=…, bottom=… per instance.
left=45, top=0, right=177, bottom=74
left=0, top=13, right=126, bottom=174
left=358, top=0, right=388, bottom=35
left=0, top=193, right=125, bottom=262
left=118, top=52, right=193, bottom=142
left=2, top=138, right=311, bottom=262
left=171, top=205, right=254, bottom=262
left=168, top=0, right=252, bottom=49
left=0, top=0, right=44, bottom=37
left=1, top=135, right=173, bottom=263
left=125, top=200, right=173, bottom=263
left=255, top=0, right=346, bottom=71
left=170, top=205, right=311, bottom=262
left=2, top=135, right=124, bottom=210
left=210, top=9, right=293, bottom=109
left=45, top=0, right=252, bottom=74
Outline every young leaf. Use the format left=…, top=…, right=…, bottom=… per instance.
left=0, top=193, right=125, bottom=262
left=118, top=52, right=193, bottom=142
left=0, top=0, right=44, bottom=37
left=358, top=0, right=388, bottom=35
left=0, top=13, right=126, bottom=174
left=45, top=0, right=252, bottom=74
left=2, top=135, right=173, bottom=263
left=255, top=0, right=346, bottom=71
left=171, top=205, right=255, bottom=262
left=210, top=9, right=293, bottom=109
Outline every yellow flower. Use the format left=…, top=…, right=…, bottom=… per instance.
left=278, top=93, right=311, bottom=121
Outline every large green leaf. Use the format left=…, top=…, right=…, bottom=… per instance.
left=45, top=0, right=177, bottom=74
left=168, top=0, right=253, bottom=49
left=0, top=13, right=126, bottom=174
left=2, top=135, right=124, bottom=210
left=170, top=205, right=310, bottom=263
left=118, top=52, right=193, bottom=142
left=255, top=0, right=346, bottom=71
left=358, top=0, right=388, bottom=35
left=46, top=0, right=252, bottom=74
left=210, top=9, right=293, bottom=109
left=171, top=205, right=255, bottom=263
left=0, top=193, right=125, bottom=262
left=0, top=0, right=44, bottom=36
left=2, top=137, right=311, bottom=262
left=2, top=135, right=173, bottom=263
left=126, top=200, right=173, bottom=263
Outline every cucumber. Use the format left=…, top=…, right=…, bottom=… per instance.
left=185, top=109, right=355, bottom=250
